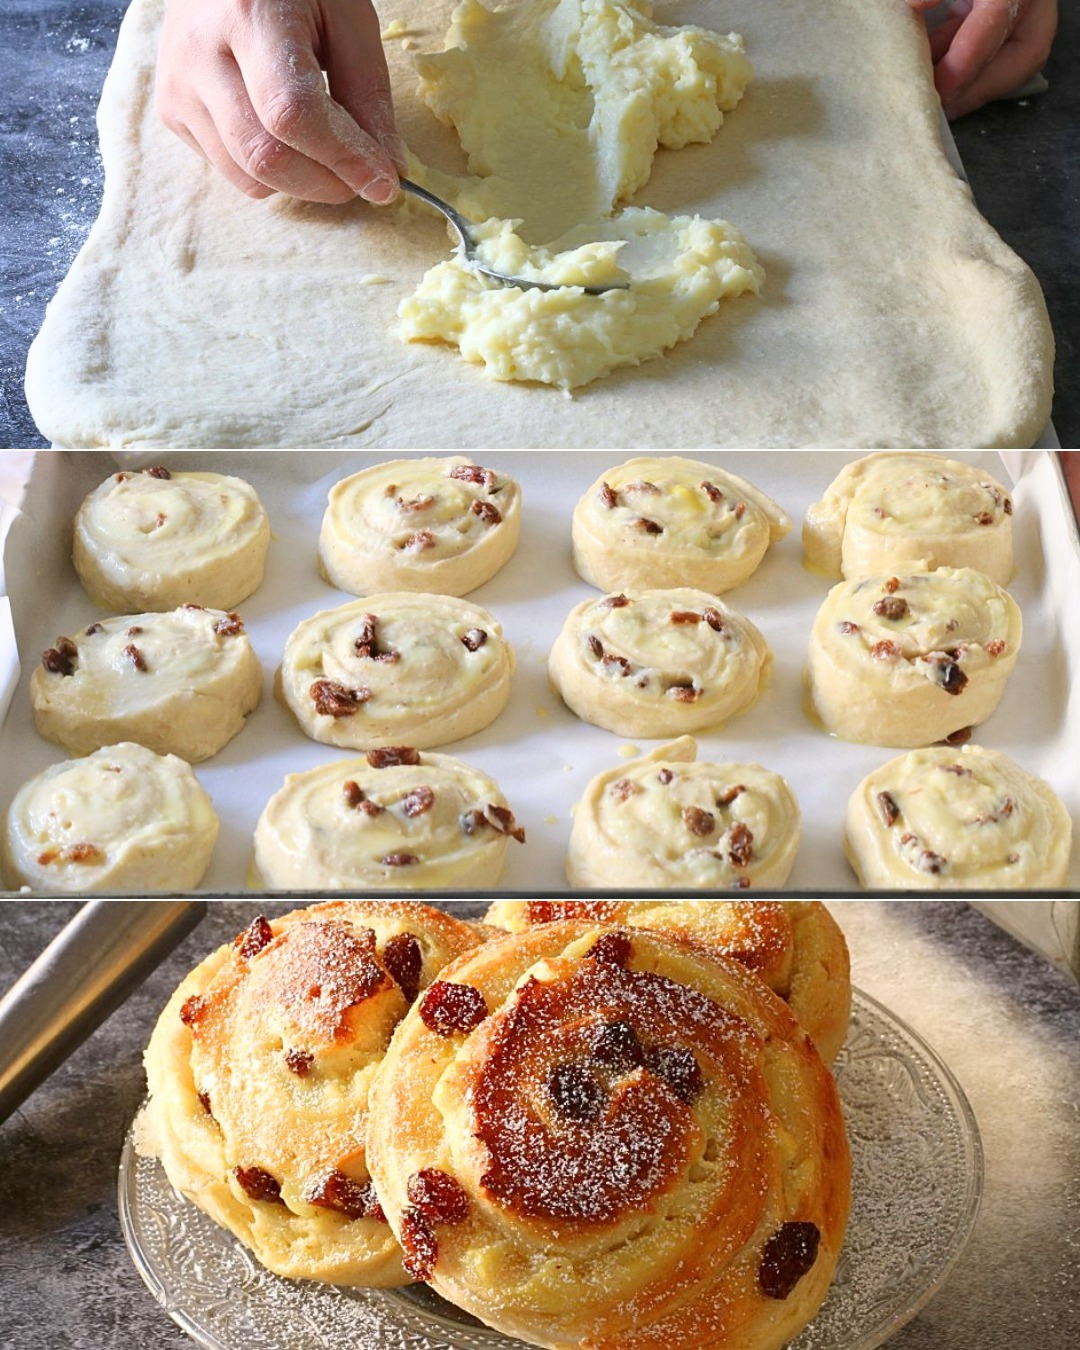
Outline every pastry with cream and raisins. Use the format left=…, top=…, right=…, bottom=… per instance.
left=73, top=464, right=270, bottom=612
left=803, top=452, right=1014, bottom=584
left=319, top=457, right=521, bottom=597
left=278, top=593, right=514, bottom=750
left=548, top=588, right=771, bottom=738
left=30, top=606, right=262, bottom=762
left=806, top=566, right=1021, bottom=747
left=367, top=921, right=851, bottom=1349
left=252, top=747, right=524, bottom=890
left=573, top=456, right=790, bottom=595
left=844, top=744, right=1072, bottom=890
left=1, top=741, right=218, bottom=892
left=484, top=896, right=850, bottom=1064
left=560, top=737, right=801, bottom=894
left=140, top=902, right=483, bottom=1284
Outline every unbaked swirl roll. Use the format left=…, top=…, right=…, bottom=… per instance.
left=278, top=593, right=514, bottom=750
left=253, top=747, right=525, bottom=890
left=319, top=457, right=521, bottom=597
left=807, top=567, right=1021, bottom=747
left=844, top=744, right=1073, bottom=890
left=573, top=457, right=790, bottom=594
left=548, top=589, right=770, bottom=738
left=1, top=742, right=218, bottom=892
left=484, top=899, right=851, bottom=1064
left=73, top=465, right=270, bottom=612
left=803, top=453, right=1014, bottom=584
left=30, top=605, right=262, bottom=762
left=562, top=737, right=800, bottom=891
left=140, top=901, right=483, bottom=1285
left=367, top=922, right=851, bottom=1350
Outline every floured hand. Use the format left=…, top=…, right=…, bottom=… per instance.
left=156, top=0, right=406, bottom=203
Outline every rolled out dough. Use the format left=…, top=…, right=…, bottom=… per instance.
left=25, top=0, right=1054, bottom=448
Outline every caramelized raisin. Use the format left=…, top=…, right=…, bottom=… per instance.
left=547, top=1063, right=605, bottom=1122
left=645, top=1046, right=703, bottom=1104
left=400, top=1206, right=438, bottom=1281
left=590, top=1020, right=645, bottom=1072
left=383, top=932, right=423, bottom=1003
left=407, top=1169, right=470, bottom=1225
left=179, top=995, right=206, bottom=1027
left=232, top=1167, right=283, bottom=1204
left=588, top=932, right=632, bottom=966
left=759, top=1221, right=821, bottom=1298
left=284, top=1048, right=314, bottom=1077
left=419, top=981, right=488, bottom=1036
left=307, top=1171, right=384, bottom=1221
left=236, top=915, right=274, bottom=959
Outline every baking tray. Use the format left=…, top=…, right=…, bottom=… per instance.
left=1, top=450, right=1077, bottom=895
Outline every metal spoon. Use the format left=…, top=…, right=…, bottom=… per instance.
left=399, top=177, right=629, bottom=296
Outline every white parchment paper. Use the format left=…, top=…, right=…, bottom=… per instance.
left=0, top=450, right=1075, bottom=895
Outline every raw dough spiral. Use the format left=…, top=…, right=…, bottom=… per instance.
left=803, top=453, right=1014, bottom=584
left=484, top=898, right=851, bottom=1065
left=572, top=457, right=790, bottom=594
left=318, top=457, right=521, bottom=597
left=844, top=744, right=1072, bottom=890
left=73, top=465, right=270, bottom=612
left=367, top=921, right=851, bottom=1350
left=806, top=566, right=1021, bottom=747
left=2, top=741, right=218, bottom=892
left=252, top=748, right=525, bottom=890
left=548, top=588, right=770, bottom=738
left=30, top=605, right=262, bottom=762
left=140, top=901, right=483, bottom=1284
left=278, top=593, right=514, bottom=750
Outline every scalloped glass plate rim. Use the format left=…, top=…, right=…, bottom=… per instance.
left=118, top=985, right=984, bottom=1350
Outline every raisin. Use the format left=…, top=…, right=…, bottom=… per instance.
left=602, top=653, right=633, bottom=676
left=670, top=610, right=702, bottom=625
left=703, top=608, right=725, bottom=633
left=367, top=746, right=420, bottom=768
left=461, top=628, right=488, bottom=652
left=645, top=1046, right=703, bottom=1104
left=311, top=679, right=368, bottom=716
left=65, top=843, right=101, bottom=863
left=759, top=1221, right=821, bottom=1298
left=877, top=792, right=900, bottom=827
left=343, top=780, right=364, bottom=808
left=920, top=850, right=946, bottom=875
left=938, top=661, right=968, bottom=695
left=1002, top=797, right=1015, bottom=816
left=127, top=626, right=143, bottom=636
left=1003, top=497, right=1013, bottom=515
left=146, top=465, right=171, bottom=479
left=943, top=726, right=972, bottom=745
left=233, top=1167, right=283, bottom=1204
left=728, top=821, right=755, bottom=868
left=602, top=593, right=630, bottom=608
left=547, top=1062, right=606, bottom=1122
left=731, top=876, right=752, bottom=890
left=590, top=1020, right=645, bottom=1072
left=610, top=778, right=640, bottom=802
left=939, top=764, right=972, bottom=777
left=400, top=1206, right=438, bottom=1281
left=307, top=1170, right=384, bottom=1221
left=626, top=480, right=660, bottom=494
left=402, top=786, right=435, bottom=817
left=484, top=803, right=526, bottom=842
left=397, top=493, right=435, bottom=513
left=85, top=623, right=103, bottom=635
left=986, top=639, right=1007, bottom=657
left=448, top=463, right=496, bottom=490
left=197, top=1090, right=213, bottom=1115
left=214, top=613, right=245, bottom=636
left=587, top=634, right=604, bottom=658
left=460, top=808, right=487, bottom=835
left=407, top=1169, right=470, bottom=1225
left=974, top=511, right=994, bottom=525
left=179, top=995, right=206, bottom=1027
left=657, top=768, right=674, bottom=785
left=884, top=577, right=902, bottom=594
left=381, top=853, right=419, bottom=867
left=471, top=500, right=502, bottom=526
left=599, top=482, right=618, bottom=509
left=284, top=1048, right=314, bottom=1077
left=42, top=641, right=77, bottom=675
left=682, top=805, right=716, bottom=837
left=716, top=784, right=745, bottom=807
left=154, top=513, right=167, bottom=529
left=700, top=481, right=723, bottom=504
left=669, top=683, right=702, bottom=701
left=419, top=981, right=488, bottom=1036
left=236, top=915, right=274, bottom=959
left=632, top=517, right=663, bottom=534
left=734, top=502, right=746, bottom=519
left=872, top=596, right=909, bottom=621
left=383, top=932, right=423, bottom=1003
left=838, top=621, right=860, bottom=635
left=404, top=530, right=435, bottom=551
left=589, top=932, right=632, bottom=966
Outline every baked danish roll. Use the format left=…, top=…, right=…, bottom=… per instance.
left=844, top=744, right=1072, bottom=890
left=140, top=901, right=483, bottom=1284
left=573, top=456, right=790, bottom=594
left=803, top=453, right=1014, bottom=584
left=253, top=748, right=524, bottom=890
left=548, top=589, right=770, bottom=738
left=807, top=567, right=1021, bottom=747
left=484, top=898, right=850, bottom=1064
left=1, top=742, right=218, bottom=892
left=319, top=457, right=521, bottom=597
left=73, top=465, right=270, bottom=612
left=30, top=606, right=262, bottom=762
left=367, top=922, right=851, bottom=1350
left=278, top=593, right=514, bottom=750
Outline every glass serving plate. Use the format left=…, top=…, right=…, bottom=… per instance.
left=118, top=988, right=983, bottom=1350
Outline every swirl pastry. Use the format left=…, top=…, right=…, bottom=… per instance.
left=140, top=901, right=483, bottom=1284
left=73, top=465, right=270, bottom=612
left=1, top=741, right=218, bottom=892
left=572, top=457, right=790, bottom=594
left=367, top=922, right=851, bottom=1350
left=844, top=744, right=1073, bottom=890
left=279, top=593, right=514, bottom=751
left=253, top=748, right=525, bottom=890
left=548, top=589, right=770, bottom=738
left=30, top=606, right=262, bottom=762
left=484, top=899, right=851, bottom=1064
left=807, top=567, right=1021, bottom=747
left=318, top=457, right=521, bottom=597
left=803, top=453, right=1014, bottom=584
left=561, top=737, right=800, bottom=891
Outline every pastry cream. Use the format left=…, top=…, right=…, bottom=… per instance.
left=399, top=0, right=759, bottom=386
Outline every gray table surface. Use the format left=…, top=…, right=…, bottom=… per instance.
left=0, top=899, right=1078, bottom=1350
left=1, top=1, right=1078, bottom=450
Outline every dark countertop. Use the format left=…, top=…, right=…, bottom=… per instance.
left=1, top=900, right=1078, bottom=1350
left=1, top=2, right=1078, bottom=449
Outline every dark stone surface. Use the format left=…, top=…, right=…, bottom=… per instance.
left=0, top=4, right=1077, bottom=442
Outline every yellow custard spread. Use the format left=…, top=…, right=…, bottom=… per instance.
left=399, top=0, right=761, bottom=387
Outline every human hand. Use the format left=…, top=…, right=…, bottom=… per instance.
left=909, top=0, right=1058, bottom=119
left=156, top=0, right=406, bottom=204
